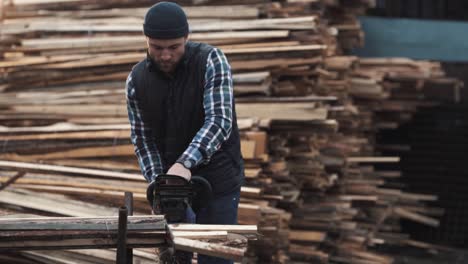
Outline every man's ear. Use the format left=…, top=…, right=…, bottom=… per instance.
left=184, top=35, right=189, bottom=43
left=145, top=36, right=150, bottom=48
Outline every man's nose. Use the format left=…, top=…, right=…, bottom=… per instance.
left=161, top=50, right=171, bottom=60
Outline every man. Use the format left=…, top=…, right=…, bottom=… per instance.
left=126, top=2, right=244, bottom=263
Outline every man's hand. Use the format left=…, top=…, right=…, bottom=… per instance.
left=167, top=163, right=191, bottom=181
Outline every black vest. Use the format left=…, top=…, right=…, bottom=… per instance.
left=131, top=42, right=244, bottom=197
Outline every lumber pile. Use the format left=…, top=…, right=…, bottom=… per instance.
left=0, top=0, right=460, bottom=263
left=351, top=58, right=462, bottom=130
left=0, top=159, right=270, bottom=220
left=0, top=215, right=257, bottom=261
left=0, top=188, right=257, bottom=261
left=0, top=187, right=159, bottom=263
left=0, top=2, right=325, bottom=97
left=0, top=215, right=167, bottom=251
left=321, top=0, right=375, bottom=53
left=324, top=57, right=461, bottom=263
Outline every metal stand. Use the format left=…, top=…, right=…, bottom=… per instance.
left=116, top=192, right=134, bottom=264
left=125, top=192, right=134, bottom=264
left=116, top=207, right=128, bottom=263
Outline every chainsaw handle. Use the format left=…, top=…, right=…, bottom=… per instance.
left=190, top=176, right=212, bottom=194
left=189, top=176, right=213, bottom=212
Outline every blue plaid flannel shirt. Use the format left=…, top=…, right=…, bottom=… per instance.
left=126, top=48, right=234, bottom=182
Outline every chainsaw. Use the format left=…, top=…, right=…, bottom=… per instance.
left=146, top=174, right=212, bottom=223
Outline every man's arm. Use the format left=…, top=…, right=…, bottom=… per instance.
left=126, top=73, right=164, bottom=182
left=175, top=48, right=234, bottom=169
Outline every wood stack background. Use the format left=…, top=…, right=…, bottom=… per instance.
left=0, top=0, right=462, bottom=263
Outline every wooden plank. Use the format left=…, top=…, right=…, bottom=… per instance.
left=0, top=160, right=142, bottom=181
left=0, top=54, right=95, bottom=68
left=346, top=157, right=400, bottom=163
left=193, top=30, right=289, bottom=40
left=0, top=123, right=129, bottom=133
left=393, top=207, right=440, bottom=227
left=236, top=103, right=327, bottom=121
left=168, top=224, right=257, bottom=234
left=0, top=215, right=164, bottom=230
left=190, top=16, right=317, bottom=31
left=0, top=237, right=165, bottom=251
left=36, top=53, right=142, bottom=69
left=289, top=243, right=328, bottom=260
left=43, top=159, right=139, bottom=171
left=172, top=231, right=228, bottom=239
left=0, top=173, right=145, bottom=192
left=224, top=44, right=326, bottom=55
left=240, top=186, right=262, bottom=198
left=240, top=140, right=256, bottom=159
left=238, top=203, right=261, bottom=225
left=243, top=131, right=268, bottom=157
left=0, top=189, right=116, bottom=217
left=0, top=144, right=134, bottom=160
left=10, top=184, right=146, bottom=201
left=219, top=41, right=300, bottom=50
left=289, top=230, right=326, bottom=242
left=172, top=237, right=245, bottom=262
left=0, top=130, right=131, bottom=141
left=231, top=56, right=322, bottom=70
left=236, top=95, right=337, bottom=103
left=244, top=168, right=261, bottom=178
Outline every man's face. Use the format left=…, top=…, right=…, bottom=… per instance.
left=147, top=36, right=187, bottom=73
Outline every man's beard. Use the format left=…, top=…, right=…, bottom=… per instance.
left=155, top=60, right=176, bottom=73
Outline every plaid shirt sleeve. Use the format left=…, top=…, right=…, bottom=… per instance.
left=176, top=48, right=234, bottom=168
left=126, top=72, right=164, bottom=182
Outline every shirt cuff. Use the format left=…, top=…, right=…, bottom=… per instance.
left=176, top=147, right=204, bottom=169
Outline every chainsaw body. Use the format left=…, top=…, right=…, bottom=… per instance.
left=146, top=174, right=212, bottom=223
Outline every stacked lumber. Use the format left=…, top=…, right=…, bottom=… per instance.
left=237, top=97, right=426, bottom=264
left=0, top=188, right=257, bottom=261
left=0, top=187, right=160, bottom=263
left=321, top=0, right=375, bottom=53
left=268, top=119, right=337, bottom=263
left=0, top=159, right=276, bottom=220
left=0, top=215, right=167, bottom=251
left=236, top=94, right=344, bottom=262
left=318, top=56, right=461, bottom=263
left=237, top=125, right=291, bottom=263
left=0, top=2, right=326, bottom=99
left=260, top=4, right=458, bottom=263
left=0, top=215, right=257, bottom=261
left=351, top=58, right=462, bottom=131
left=269, top=0, right=375, bottom=54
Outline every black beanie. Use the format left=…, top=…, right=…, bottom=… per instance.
left=143, top=2, right=189, bottom=39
